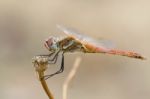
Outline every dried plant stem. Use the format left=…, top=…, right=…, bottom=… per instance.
left=38, top=72, right=54, bottom=99
left=33, top=55, right=54, bottom=99
left=63, top=57, right=82, bottom=99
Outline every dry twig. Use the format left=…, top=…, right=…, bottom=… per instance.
left=63, top=57, right=82, bottom=99
left=32, top=55, right=54, bottom=99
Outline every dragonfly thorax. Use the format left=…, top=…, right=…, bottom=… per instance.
left=44, top=36, right=59, bottom=52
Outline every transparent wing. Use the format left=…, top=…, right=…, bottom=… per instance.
left=57, top=25, right=115, bottom=49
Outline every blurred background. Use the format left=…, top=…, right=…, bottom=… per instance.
left=0, top=0, right=149, bottom=99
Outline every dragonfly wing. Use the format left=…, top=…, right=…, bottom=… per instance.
left=94, top=39, right=116, bottom=49
left=57, top=25, right=86, bottom=41
left=57, top=25, right=115, bottom=49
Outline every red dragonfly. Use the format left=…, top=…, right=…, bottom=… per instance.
left=43, top=25, right=145, bottom=79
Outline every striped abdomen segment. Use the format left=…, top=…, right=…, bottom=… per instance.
left=107, top=49, right=145, bottom=60
left=84, top=43, right=145, bottom=60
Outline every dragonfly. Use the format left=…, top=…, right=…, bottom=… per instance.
left=42, top=25, right=145, bottom=80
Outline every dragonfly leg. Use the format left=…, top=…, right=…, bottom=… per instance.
left=48, top=50, right=60, bottom=63
left=48, top=52, right=59, bottom=64
left=48, top=50, right=60, bottom=61
left=44, top=52, right=64, bottom=80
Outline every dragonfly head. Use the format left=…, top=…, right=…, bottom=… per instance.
left=44, top=36, right=58, bottom=52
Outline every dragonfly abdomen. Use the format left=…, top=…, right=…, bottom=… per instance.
left=83, top=42, right=110, bottom=53
left=107, top=49, right=145, bottom=60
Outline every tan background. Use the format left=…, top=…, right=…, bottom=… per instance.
left=0, top=0, right=149, bottom=99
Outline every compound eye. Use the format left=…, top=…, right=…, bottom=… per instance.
left=44, top=38, right=53, bottom=50
left=48, top=38, right=53, bottom=46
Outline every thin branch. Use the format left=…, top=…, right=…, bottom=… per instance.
left=38, top=72, right=54, bottom=99
left=63, top=57, right=82, bottom=99
left=33, top=55, right=54, bottom=99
